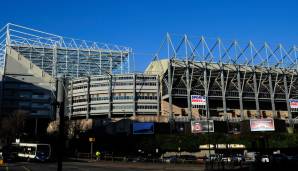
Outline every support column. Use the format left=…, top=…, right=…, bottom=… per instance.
left=253, top=71, right=260, bottom=118
left=86, top=77, right=90, bottom=119
left=168, top=60, right=173, bottom=121
left=204, top=65, right=210, bottom=119
left=186, top=61, right=192, bottom=120
left=77, top=50, right=80, bottom=77
left=283, top=75, right=293, bottom=127
left=109, top=54, right=113, bottom=74
left=53, top=45, right=58, bottom=77
left=157, top=75, right=160, bottom=116
left=220, top=64, right=227, bottom=120
left=237, top=68, right=244, bottom=120
left=69, top=80, right=73, bottom=120
left=133, top=74, right=136, bottom=117
left=268, top=73, right=276, bottom=118
left=108, top=75, right=112, bottom=118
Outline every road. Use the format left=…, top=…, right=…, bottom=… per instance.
left=0, top=161, right=205, bottom=171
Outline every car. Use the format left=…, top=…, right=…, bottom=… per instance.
left=222, top=156, right=232, bottom=163
left=207, top=154, right=218, bottom=161
left=178, top=155, right=197, bottom=163
left=270, top=153, right=288, bottom=163
left=232, top=154, right=245, bottom=162
left=261, top=155, right=270, bottom=163
left=162, top=156, right=178, bottom=163
left=179, top=155, right=197, bottom=161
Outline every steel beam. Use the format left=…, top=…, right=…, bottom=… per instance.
left=237, top=68, right=244, bottom=120
left=268, top=73, right=276, bottom=118
left=220, top=64, right=227, bottom=120
left=53, top=45, right=57, bottom=77
left=133, top=73, right=136, bottom=117
left=186, top=60, right=192, bottom=120
left=204, top=65, right=210, bottom=118
left=284, top=75, right=293, bottom=127
left=253, top=70, right=260, bottom=118
left=168, top=60, right=173, bottom=121
left=108, top=75, right=112, bottom=118
left=69, top=80, right=73, bottom=119
left=86, top=76, right=90, bottom=119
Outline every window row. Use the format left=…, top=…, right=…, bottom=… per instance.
left=73, top=95, right=87, bottom=100
left=113, top=105, right=134, bottom=110
left=72, top=80, right=87, bottom=84
left=113, top=96, right=133, bottom=100
left=136, top=82, right=156, bottom=86
left=91, top=97, right=109, bottom=101
left=114, top=76, right=133, bottom=80
left=91, top=77, right=109, bottom=82
left=137, top=105, right=158, bottom=110
left=136, top=76, right=157, bottom=80
left=73, top=99, right=87, bottom=103
left=90, top=106, right=108, bottom=110
left=137, top=96, right=157, bottom=100
left=73, top=108, right=87, bottom=112
left=73, top=85, right=88, bottom=90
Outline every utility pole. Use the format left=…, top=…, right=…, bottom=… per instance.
left=57, top=75, right=65, bottom=171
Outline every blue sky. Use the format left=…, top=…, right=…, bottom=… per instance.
left=1, top=0, right=298, bottom=72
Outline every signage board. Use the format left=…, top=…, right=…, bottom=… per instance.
left=289, top=99, right=298, bottom=109
left=191, top=120, right=214, bottom=133
left=191, top=95, right=206, bottom=106
left=250, top=119, right=275, bottom=132
left=133, top=122, right=154, bottom=134
left=89, top=137, right=96, bottom=142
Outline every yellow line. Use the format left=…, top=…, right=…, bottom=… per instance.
left=5, top=166, right=8, bottom=171
left=22, top=166, right=31, bottom=171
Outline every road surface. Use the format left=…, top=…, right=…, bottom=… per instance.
left=0, top=161, right=205, bottom=171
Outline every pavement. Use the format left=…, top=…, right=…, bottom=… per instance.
left=0, top=160, right=206, bottom=171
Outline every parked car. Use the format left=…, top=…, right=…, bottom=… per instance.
left=261, top=155, right=270, bottom=163
left=178, top=155, right=197, bottom=163
left=162, top=156, right=178, bottom=163
left=232, top=154, right=245, bottom=162
left=270, top=153, right=288, bottom=163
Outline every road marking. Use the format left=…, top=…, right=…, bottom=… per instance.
left=22, top=166, right=31, bottom=171
left=5, top=166, right=8, bottom=171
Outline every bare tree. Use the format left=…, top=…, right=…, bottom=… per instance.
left=0, top=110, right=29, bottom=143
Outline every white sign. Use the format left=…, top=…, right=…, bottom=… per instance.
left=191, top=95, right=206, bottom=106
left=289, top=99, right=298, bottom=109
left=191, top=120, right=214, bottom=133
left=250, top=119, right=275, bottom=132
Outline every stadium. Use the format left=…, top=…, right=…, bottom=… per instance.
left=1, top=23, right=298, bottom=134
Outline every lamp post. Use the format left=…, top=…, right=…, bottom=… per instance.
left=207, top=119, right=211, bottom=158
left=57, top=74, right=65, bottom=171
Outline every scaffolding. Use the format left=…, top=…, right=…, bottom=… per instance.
left=151, top=34, right=298, bottom=126
left=0, top=23, right=132, bottom=77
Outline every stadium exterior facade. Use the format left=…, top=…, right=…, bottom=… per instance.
left=145, top=34, right=298, bottom=126
left=0, top=23, right=131, bottom=119
left=1, top=23, right=297, bottom=127
left=66, top=74, right=161, bottom=122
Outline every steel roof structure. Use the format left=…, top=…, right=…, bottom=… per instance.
left=146, top=34, right=298, bottom=126
left=0, top=23, right=132, bottom=78
left=153, top=33, right=298, bottom=71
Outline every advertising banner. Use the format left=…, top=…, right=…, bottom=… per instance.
left=191, top=120, right=214, bottom=133
left=289, top=99, right=298, bottom=109
left=133, top=122, right=154, bottom=134
left=191, top=95, right=206, bottom=106
left=250, top=119, right=275, bottom=132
